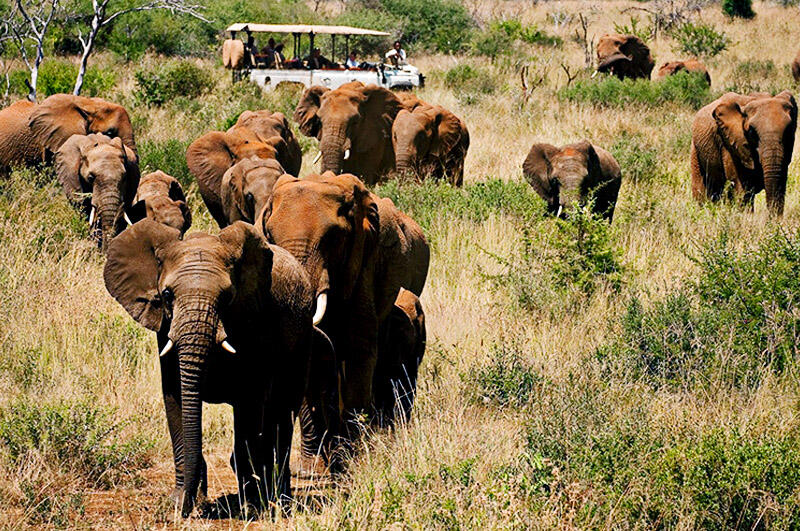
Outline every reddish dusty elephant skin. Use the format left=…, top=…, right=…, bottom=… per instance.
left=262, top=172, right=429, bottom=463
left=596, top=34, right=654, bottom=80
left=793, top=49, right=800, bottom=83
left=221, top=156, right=287, bottom=226
left=0, top=94, right=135, bottom=176
left=392, top=101, right=470, bottom=186
left=690, top=91, right=797, bottom=216
left=293, top=82, right=404, bottom=185
left=523, top=140, right=622, bottom=221
left=233, top=110, right=302, bottom=176
left=186, top=128, right=279, bottom=227
left=55, top=133, right=140, bottom=251
left=104, top=220, right=314, bottom=517
left=656, top=59, right=711, bottom=86
left=129, top=170, right=192, bottom=233
left=373, top=288, right=426, bottom=426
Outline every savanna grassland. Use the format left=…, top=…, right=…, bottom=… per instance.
left=2, top=0, right=800, bottom=528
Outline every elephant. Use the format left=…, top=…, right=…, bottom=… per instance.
left=261, top=172, right=429, bottom=460
left=373, top=288, right=426, bottom=427
left=392, top=103, right=470, bottom=186
left=233, top=110, right=302, bottom=176
left=793, top=50, right=800, bottom=83
left=0, top=94, right=135, bottom=176
left=656, top=59, right=711, bottom=86
left=186, top=128, right=283, bottom=227
left=293, top=82, right=404, bottom=185
left=129, top=171, right=192, bottom=233
left=690, top=91, right=797, bottom=216
left=221, top=156, right=286, bottom=225
left=596, top=34, right=655, bottom=80
left=223, top=39, right=245, bottom=69
left=523, top=140, right=622, bottom=221
left=104, top=220, right=314, bottom=517
left=55, top=133, right=140, bottom=250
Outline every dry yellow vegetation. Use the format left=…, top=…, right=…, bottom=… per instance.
left=1, top=1, right=800, bottom=528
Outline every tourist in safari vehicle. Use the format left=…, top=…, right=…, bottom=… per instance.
left=222, top=23, right=424, bottom=90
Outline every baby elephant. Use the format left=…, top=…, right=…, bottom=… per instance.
left=221, top=156, right=287, bottom=225
left=523, top=140, right=622, bottom=221
left=374, top=289, right=426, bottom=427
left=392, top=104, right=470, bottom=186
left=656, top=59, right=711, bottom=86
left=129, top=171, right=191, bottom=233
left=55, top=133, right=139, bottom=251
left=104, top=220, right=314, bottom=517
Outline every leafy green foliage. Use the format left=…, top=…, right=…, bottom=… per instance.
left=379, top=0, right=475, bottom=52
left=470, top=19, right=561, bottom=59
left=722, top=0, right=756, bottom=18
left=8, top=60, right=116, bottom=98
left=559, top=71, right=711, bottom=109
left=671, top=22, right=730, bottom=58
left=601, top=229, right=800, bottom=389
left=0, top=398, right=153, bottom=487
left=487, top=204, right=624, bottom=312
left=610, top=132, right=662, bottom=184
left=138, top=139, right=192, bottom=189
left=134, top=60, right=214, bottom=106
left=440, top=63, right=500, bottom=104
left=613, top=16, right=652, bottom=42
left=466, top=343, right=543, bottom=408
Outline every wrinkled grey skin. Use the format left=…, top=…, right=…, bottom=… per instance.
left=221, top=156, right=287, bottom=225
left=55, top=133, right=139, bottom=251
left=523, top=140, right=622, bottom=221
left=104, top=220, right=314, bottom=517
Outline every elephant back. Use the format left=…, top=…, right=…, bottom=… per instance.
left=0, top=100, right=41, bottom=169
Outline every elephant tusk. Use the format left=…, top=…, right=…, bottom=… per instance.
left=312, top=151, right=322, bottom=164
left=312, top=292, right=328, bottom=326
left=556, top=205, right=563, bottom=218
left=159, top=339, right=174, bottom=357
left=343, top=149, right=350, bottom=160
left=591, top=70, right=599, bottom=78
left=89, top=206, right=96, bottom=227
left=221, top=340, right=237, bottom=354
left=123, top=211, right=133, bottom=226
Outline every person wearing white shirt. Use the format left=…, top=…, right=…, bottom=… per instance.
left=385, top=40, right=407, bottom=66
left=346, top=51, right=359, bottom=69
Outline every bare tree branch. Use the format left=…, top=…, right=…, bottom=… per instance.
left=72, top=0, right=208, bottom=95
left=2, top=0, right=60, bottom=101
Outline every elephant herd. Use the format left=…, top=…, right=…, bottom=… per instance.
left=0, top=44, right=798, bottom=517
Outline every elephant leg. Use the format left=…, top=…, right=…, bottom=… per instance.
left=300, top=330, right=340, bottom=466
left=232, top=402, right=268, bottom=512
left=340, top=327, right=379, bottom=439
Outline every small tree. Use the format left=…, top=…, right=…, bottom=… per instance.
left=70, top=0, right=208, bottom=96
left=3, top=0, right=61, bottom=102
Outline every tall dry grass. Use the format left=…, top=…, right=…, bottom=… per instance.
left=2, top=1, right=800, bottom=528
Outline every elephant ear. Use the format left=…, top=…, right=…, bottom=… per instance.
left=118, top=139, right=140, bottom=207
left=262, top=135, right=289, bottom=163
left=713, top=99, right=755, bottom=170
left=221, top=163, right=246, bottom=224
left=54, top=134, right=90, bottom=204
left=577, top=140, right=603, bottom=189
left=523, top=143, right=559, bottom=199
left=359, top=85, right=402, bottom=142
left=775, top=90, right=798, bottom=125
left=187, top=131, right=236, bottom=218
left=104, top=219, right=181, bottom=331
left=29, top=94, right=90, bottom=153
left=293, top=85, right=330, bottom=138
left=167, top=175, right=187, bottom=203
left=219, top=222, right=273, bottom=308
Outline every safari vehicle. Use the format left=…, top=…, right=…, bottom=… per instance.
left=222, top=23, right=424, bottom=91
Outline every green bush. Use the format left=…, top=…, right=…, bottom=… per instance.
left=138, top=139, right=192, bottom=188
left=378, top=0, right=475, bottom=52
left=613, top=16, right=652, bottom=42
left=441, top=63, right=499, bottom=104
left=487, top=204, right=624, bottom=312
left=671, top=22, right=730, bottom=58
left=722, top=0, right=756, bottom=18
left=610, top=132, right=662, bottom=184
left=600, top=229, right=800, bottom=389
left=7, top=60, right=116, bottom=98
left=333, top=7, right=402, bottom=56
left=465, top=342, right=543, bottom=408
left=134, top=60, right=214, bottom=106
left=0, top=399, right=153, bottom=487
left=470, top=19, right=561, bottom=58
left=559, top=71, right=711, bottom=109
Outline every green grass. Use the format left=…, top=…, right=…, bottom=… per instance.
left=559, top=71, right=712, bottom=109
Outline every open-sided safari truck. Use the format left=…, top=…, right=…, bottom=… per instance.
left=222, top=23, right=424, bottom=90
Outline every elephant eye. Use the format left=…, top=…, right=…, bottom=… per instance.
left=245, top=192, right=255, bottom=205
left=161, top=287, right=174, bottom=308
left=105, top=128, right=117, bottom=137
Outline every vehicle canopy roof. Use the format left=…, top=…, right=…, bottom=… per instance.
left=226, top=23, right=390, bottom=36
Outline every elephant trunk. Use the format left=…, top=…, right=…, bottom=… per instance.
left=96, top=190, right=123, bottom=252
left=395, top=151, right=415, bottom=175
left=761, top=144, right=787, bottom=216
left=172, top=299, right=217, bottom=517
left=320, top=125, right=348, bottom=175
